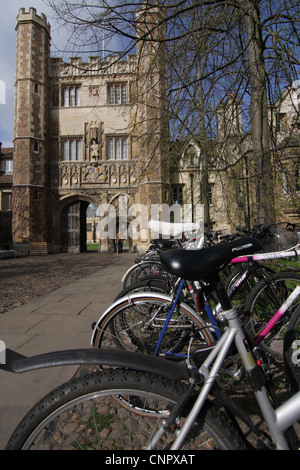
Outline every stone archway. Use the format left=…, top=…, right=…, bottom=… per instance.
left=50, top=194, right=101, bottom=253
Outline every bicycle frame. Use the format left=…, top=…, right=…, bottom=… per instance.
left=157, top=245, right=300, bottom=351
left=148, top=305, right=300, bottom=450
left=93, top=244, right=300, bottom=361
left=152, top=278, right=221, bottom=357
left=229, top=245, right=300, bottom=348
left=149, top=276, right=300, bottom=358
left=254, top=283, right=300, bottom=346
left=230, top=245, right=300, bottom=265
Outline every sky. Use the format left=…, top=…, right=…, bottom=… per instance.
left=0, top=0, right=67, bottom=147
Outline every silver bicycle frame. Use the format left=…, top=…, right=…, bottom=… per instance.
left=151, top=306, right=300, bottom=450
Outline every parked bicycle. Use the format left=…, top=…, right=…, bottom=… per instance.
left=92, top=235, right=263, bottom=357
left=4, top=240, right=300, bottom=449
left=92, top=225, right=300, bottom=368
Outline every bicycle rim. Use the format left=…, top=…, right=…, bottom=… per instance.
left=94, top=294, right=214, bottom=358
left=123, top=262, right=167, bottom=287
left=6, top=370, right=244, bottom=450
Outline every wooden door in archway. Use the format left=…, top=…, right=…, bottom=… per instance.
left=61, top=201, right=88, bottom=253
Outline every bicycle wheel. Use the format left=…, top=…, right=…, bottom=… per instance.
left=93, top=293, right=214, bottom=358
left=243, top=272, right=300, bottom=359
left=116, top=274, right=199, bottom=308
left=6, top=369, right=245, bottom=450
left=115, top=275, right=174, bottom=300
left=123, top=261, right=168, bottom=287
left=284, top=304, right=300, bottom=391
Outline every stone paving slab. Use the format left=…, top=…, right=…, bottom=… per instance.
left=0, top=252, right=136, bottom=449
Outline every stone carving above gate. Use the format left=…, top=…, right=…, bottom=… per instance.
left=58, top=161, right=137, bottom=189
left=83, top=164, right=108, bottom=184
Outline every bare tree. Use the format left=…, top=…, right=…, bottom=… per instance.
left=45, top=0, right=300, bottom=227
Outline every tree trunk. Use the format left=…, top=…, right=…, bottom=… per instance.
left=197, top=62, right=211, bottom=224
left=243, top=0, right=276, bottom=225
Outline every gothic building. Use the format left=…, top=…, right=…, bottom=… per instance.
left=1, top=7, right=299, bottom=254
left=12, top=6, right=170, bottom=253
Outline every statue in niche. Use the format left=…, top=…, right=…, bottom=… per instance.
left=90, top=121, right=98, bottom=141
left=90, top=121, right=101, bottom=165
left=91, top=139, right=99, bottom=158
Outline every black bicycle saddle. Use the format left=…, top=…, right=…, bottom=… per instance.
left=160, top=237, right=263, bottom=281
left=150, top=239, right=177, bottom=251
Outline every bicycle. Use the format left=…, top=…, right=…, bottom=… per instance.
left=106, top=221, right=269, bottom=354
left=92, top=237, right=300, bottom=366
left=4, top=241, right=300, bottom=449
left=120, top=221, right=253, bottom=288
left=91, top=236, right=265, bottom=358
left=122, top=221, right=284, bottom=290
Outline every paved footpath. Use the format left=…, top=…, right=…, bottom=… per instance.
left=0, top=252, right=136, bottom=449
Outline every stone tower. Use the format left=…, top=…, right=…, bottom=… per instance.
left=13, top=8, right=50, bottom=252
left=135, top=4, right=170, bottom=217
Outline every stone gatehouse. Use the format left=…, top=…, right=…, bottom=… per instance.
left=12, top=6, right=170, bottom=253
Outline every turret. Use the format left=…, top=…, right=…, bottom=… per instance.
left=13, top=8, right=51, bottom=251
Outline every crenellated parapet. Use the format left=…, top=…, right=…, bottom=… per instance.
left=16, top=7, right=50, bottom=35
left=50, top=54, right=137, bottom=78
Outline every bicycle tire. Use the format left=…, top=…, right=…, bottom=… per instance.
left=113, top=277, right=177, bottom=352
left=283, top=304, right=300, bottom=391
left=243, top=271, right=300, bottom=359
left=6, top=369, right=246, bottom=450
left=122, top=261, right=168, bottom=288
left=115, top=275, right=174, bottom=300
left=93, top=293, right=214, bottom=357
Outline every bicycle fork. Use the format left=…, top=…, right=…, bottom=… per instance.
left=149, top=306, right=291, bottom=450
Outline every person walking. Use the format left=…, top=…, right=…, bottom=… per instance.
left=115, top=230, right=123, bottom=253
